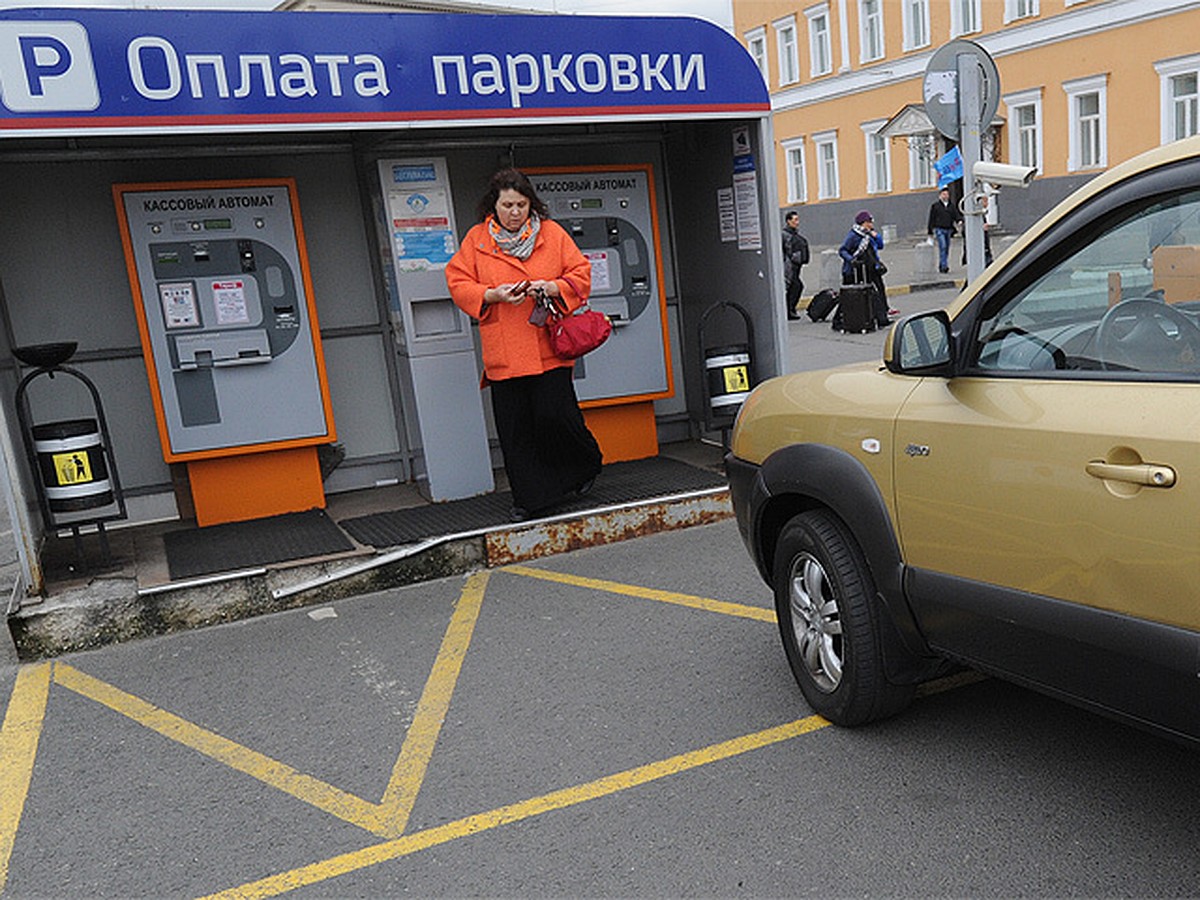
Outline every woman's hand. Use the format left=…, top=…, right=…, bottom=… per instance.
left=527, top=279, right=559, bottom=298
left=485, top=280, right=531, bottom=305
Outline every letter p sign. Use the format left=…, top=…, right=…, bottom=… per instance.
left=0, top=22, right=99, bottom=112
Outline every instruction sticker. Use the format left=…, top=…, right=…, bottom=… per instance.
left=52, top=451, right=92, bottom=485
left=159, top=281, right=199, bottom=328
left=584, top=250, right=612, bottom=293
left=212, top=279, right=250, bottom=325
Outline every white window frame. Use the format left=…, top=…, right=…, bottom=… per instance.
left=908, top=138, right=937, bottom=190
left=861, top=120, right=891, bottom=194
left=1155, top=54, right=1200, bottom=145
left=745, top=27, right=768, bottom=87
left=1004, top=0, right=1038, bottom=23
left=950, top=0, right=982, bottom=37
left=773, top=15, right=800, bottom=87
left=813, top=129, right=840, bottom=200
left=1064, top=75, right=1108, bottom=171
left=901, top=0, right=930, bottom=52
left=805, top=4, right=833, bottom=78
left=1003, top=87, right=1043, bottom=174
left=858, top=0, right=885, bottom=64
left=782, top=137, right=808, bottom=203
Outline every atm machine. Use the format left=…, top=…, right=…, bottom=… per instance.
left=530, top=165, right=674, bottom=460
left=115, top=178, right=336, bottom=525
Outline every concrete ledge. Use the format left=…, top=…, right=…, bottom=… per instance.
left=8, top=490, right=733, bottom=661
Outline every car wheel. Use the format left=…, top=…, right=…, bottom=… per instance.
left=772, top=510, right=914, bottom=726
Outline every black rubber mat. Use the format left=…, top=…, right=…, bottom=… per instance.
left=164, top=508, right=355, bottom=580
left=339, top=456, right=726, bottom=549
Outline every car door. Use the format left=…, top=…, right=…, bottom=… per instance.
left=891, top=172, right=1200, bottom=733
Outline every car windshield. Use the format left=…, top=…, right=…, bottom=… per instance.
left=975, top=188, right=1200, bottom=378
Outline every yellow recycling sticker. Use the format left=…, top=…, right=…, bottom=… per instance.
left=722, top=365, right=749, bottom=393
left=52, top=451, right=92, bottom=485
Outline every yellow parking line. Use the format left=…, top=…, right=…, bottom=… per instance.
left=504, top=564, right=776, bottom=623
left=53, top=663, right=384, bottom=833
left=375, top=570, right=488, bottom=837
left=201, top=714, right=830, bottom=900
left=0, top=662, right=52, bottom=894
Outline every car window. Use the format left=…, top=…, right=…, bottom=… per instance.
left=974, top=188, right=1200, bottom=379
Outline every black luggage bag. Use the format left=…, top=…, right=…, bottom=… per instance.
left=806, top=288, right=837, bottom=322
left=833, top=284, right=877, bottom=333
left=832, top=260, right=877, bottom=333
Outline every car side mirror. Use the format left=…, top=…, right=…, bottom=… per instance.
left=884, top=310, right=954, bottom=375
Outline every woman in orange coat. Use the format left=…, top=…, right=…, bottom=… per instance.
left=446, top=167, right=602, bottom=521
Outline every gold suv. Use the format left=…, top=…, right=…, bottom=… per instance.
left=727, top=135, right=1200, bottom=742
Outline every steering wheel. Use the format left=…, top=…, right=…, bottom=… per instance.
left=1095, top=297, right=1200, bottom=373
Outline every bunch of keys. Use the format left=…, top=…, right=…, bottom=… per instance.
left=526, top=285, right=565, bottom=326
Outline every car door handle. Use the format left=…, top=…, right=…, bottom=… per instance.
left=1085, top=461, right=1176, bottom=487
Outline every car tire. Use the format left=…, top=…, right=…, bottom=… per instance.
left=772, top=510, right=914, bottom=726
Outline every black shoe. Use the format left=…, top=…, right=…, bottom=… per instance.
left=939, top=266, right=949, bottom=273
left=576, top=477, right=595, bottom=497
left=510, top=506, right=529, bottom=522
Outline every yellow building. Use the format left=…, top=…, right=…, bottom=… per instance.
left=734, top=0, right=1200, bottom=243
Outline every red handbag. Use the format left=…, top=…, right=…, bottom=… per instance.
left=547, top=305, right=612, bottom=359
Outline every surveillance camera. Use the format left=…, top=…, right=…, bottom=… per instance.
left=972, top=161, right=1037, bottom=188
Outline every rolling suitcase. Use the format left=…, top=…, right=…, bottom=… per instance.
left=832, top=261, right=878, bottom=334
left=806, top=288, right=838, bottom=322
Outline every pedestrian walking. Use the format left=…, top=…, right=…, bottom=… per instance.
left=927, top=187, right=962, bottom=274
left=781, top=210, right=809, bottom=320
left=837, top=210, right=893, bottom=328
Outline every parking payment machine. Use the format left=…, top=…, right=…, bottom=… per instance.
left=530, top=166, right=673, bottom=460
left=115, top=179, right=335, bottom=525
left=377, top=158, right=493, bottom=502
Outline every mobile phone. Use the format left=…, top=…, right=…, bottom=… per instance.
left=512, top=280, right=531, bottom=295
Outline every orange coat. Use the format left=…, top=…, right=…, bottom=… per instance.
left=446, top=218, right=591, bottom=381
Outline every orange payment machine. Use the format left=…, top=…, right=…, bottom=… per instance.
left=528, top=165, right=674, bottom=462
left=114, top=179, right=335, bottom=526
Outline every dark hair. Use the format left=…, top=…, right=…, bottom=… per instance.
left=785, top=210, right=799, bottom=223
left=475, top=167, right=550, bottom=222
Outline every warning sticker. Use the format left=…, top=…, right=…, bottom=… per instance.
left=52, top=451, right=92, bottom=485
left=722, top=365, right=749, bottom=393
left=212, top=279, right=251, bottom=325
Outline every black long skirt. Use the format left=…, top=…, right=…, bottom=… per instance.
left=489, top=367, right=603, bottom=513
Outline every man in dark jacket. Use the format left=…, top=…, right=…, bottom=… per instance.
left=927, top=187, right=962, bottom=273
left=782, top=210, right=809, bottom=320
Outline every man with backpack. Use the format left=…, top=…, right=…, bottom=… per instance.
left=782, top=210, right=809, bottom=320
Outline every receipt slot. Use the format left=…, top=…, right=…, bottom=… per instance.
left=115, top=179, right=336, bottom=525
left=531, top=166, right=674, bottom=461
left=377, top=158, right=493, bottom=501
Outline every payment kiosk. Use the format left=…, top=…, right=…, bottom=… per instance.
left=376, top=157, right=493, bottom=501
left=530, top=166, right=673, bottom=460
left=115, top=179, right=336, bottom=525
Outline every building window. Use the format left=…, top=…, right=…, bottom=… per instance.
left=1004, top=88, right=1043, bottom=173
left=774, top=16, right=800, bottom=86
left=805, top=5, right=832, bottom=78
left=1064, top=75, right=1107, bottom=171
left=745, top=27, right=768, bottom=87
left=859, top=0, right=885, bottom=63
left=782, top=138, right=808, bottom=203
left=902, top=0, right=930, bottom=51
left=951, top=0, right=981, bottom=36
left=1156, top=54, right=1200, bottom=144
left=813, top=130, right=840, bottom=200
left=908, top=138, right=937, bottom=189
left=862, top=120, right=891, bottom=193
left=1004, top=0, right=1038, bottom=22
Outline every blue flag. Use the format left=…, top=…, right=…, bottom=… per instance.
left=933, top=146, right=963, bottom=188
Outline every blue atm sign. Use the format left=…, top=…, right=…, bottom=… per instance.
left=0, top=8, right=769, bottom=136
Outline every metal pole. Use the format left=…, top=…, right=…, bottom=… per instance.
left=958, top=53, right=987, bottom=284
